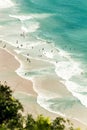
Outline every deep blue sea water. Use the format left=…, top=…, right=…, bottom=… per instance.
left=0, top=0, right=87, bottom=123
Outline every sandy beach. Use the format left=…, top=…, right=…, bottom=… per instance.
left=0, top=47, right=58, bottom=118
left=0, top=48, right=36, bottom=96
left=0, top=47, right=87, bottom=130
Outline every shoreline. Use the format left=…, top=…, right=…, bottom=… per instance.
left=0, top=47, right=37, bottom=95
left=0, top=47, right=58, bottom=118
left=0, top=47, right=87, bottom=130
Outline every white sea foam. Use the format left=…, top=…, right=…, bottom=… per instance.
left=55, top=61, right=82, bottom=80
left=26, top=41, right=46, bottom=48
left=9, top=13, right=53, bottom=21
left=25, top=22, right=40, bottom=33
left=29, top=13, right=53, bottom=19
left=37, top=95, right=66, bottom=117
left=54, top=48, right=87, bottom=108
left=65, top=81, right=87, bottom=93
left=73, top=92, right=87, bottom=108
left=43, top=51, right=53, bottom=59
left=65, top=80, right=87, bottom=107
left=9, top=14, right=40, bottom=33
left=0, top=0, right=14, bottom=9
left=32, top=79, right=65, bottom=116
left=58, top=48, right=70, bottom=59
left=9, top=15, right=33, bottom=21
left=21, top=26, right=29, bottom=33
left=38, top=93, right=87, bottom=125
left=14, top=49, right=22, bottom=54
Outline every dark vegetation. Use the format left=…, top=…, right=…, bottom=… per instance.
left=0, top=84, right=81, bottom=130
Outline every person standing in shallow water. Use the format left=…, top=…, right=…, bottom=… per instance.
left=16, top=40, right=18, bottom=44
left=3, top=44, right=6, bottom=48
left=27, top=58, right=31, bottom=63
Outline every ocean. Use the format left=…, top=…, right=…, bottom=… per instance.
left=0, top=0, right=87, bottom=124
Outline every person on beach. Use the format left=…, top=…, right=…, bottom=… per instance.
left=20, top=32, right=25, bottom=38
left=16, top=40, right=18, bottom=44
left=17, top=46, right=19, bottom=49
left=20, top=44, right=23, bottom=47
left=25, top=73, right=27, bottom=75
left=38, top=55, right=42, bottom=57
left=23, top=32, right=25, bottom=38
left=3, top=44, right=6, bottom=48
left=27, top=53, right=29, bottom=56
left=51, top=50, right=53, bottom=52
left=56, top=49, right=59, bottom=52
left=42, top=48, right=44, bottom=50
left=27, top=58, right=31, bottom=63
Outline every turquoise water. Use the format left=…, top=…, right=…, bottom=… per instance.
left=16, top=0, right=87, bottom=63
left=0, top=0, right=87, bottom=123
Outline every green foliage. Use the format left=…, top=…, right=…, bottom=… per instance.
left=35, top=115, right=51, bottom=130
left=25, top=114, right=51, bottom=130
left=0, top=123, right=8, bottom=130
left=25, top=114, right=35, bottom=130
left=0, top=84, right=23, bottom=129
left=6, top=114, right=24, bottom=130
left=75, top=128, right=81, bottom=130
left=51, top=117, right=66, bottom=130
